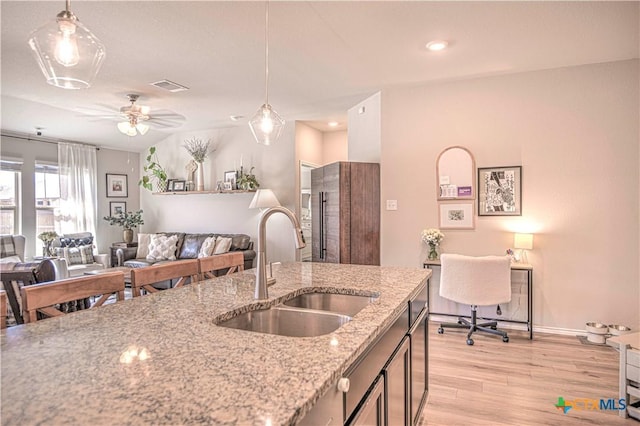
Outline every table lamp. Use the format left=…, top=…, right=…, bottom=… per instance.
left=249, top=189, right=280, bottom=210
left=514, top=233, right=533, bottom=264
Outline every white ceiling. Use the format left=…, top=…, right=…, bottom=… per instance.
left=1, top=1, right=638, bottom=152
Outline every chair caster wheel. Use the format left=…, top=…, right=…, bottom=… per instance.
left=437, top=327, right=444, bottom=334
left=466, top=338, right=474, bottom=345
left=502, top=336, right=509, bottom=343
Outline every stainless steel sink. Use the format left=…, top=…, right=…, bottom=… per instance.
left=283, top=292, right=377, bottom=317
left=216, top=306, right=351, bottom=337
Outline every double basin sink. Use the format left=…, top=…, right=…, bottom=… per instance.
left=216, top=291, right=378, bottom=337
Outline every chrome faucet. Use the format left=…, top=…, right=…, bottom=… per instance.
left=255, top=206, right=306, bottom=299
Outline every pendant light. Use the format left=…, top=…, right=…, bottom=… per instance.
left=28, top=0, right=106, bottom=89
left=249, top=1, right=284, bottom=146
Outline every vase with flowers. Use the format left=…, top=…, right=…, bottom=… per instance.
left=103, top=209, right=144, bottom=244
left=38, top=231, right=59, bottom=257
left=421, top=228, right=444, bottom=261
left=183, top=137, right=216, bottom=191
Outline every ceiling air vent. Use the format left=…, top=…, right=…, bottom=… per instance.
left=149, top=79, right=189, bottom=93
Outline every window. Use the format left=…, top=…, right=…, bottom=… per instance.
left=35, top=163, right=60, bottom=236
left=0, top=169, right=20, bottom=234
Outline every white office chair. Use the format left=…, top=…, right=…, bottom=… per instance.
left=438, top=253, right=512, bottom=345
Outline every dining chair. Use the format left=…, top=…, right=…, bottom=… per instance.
left=437, top=253, right=512, bottom=345
left=130, top=259, right=199, bottom=297
left=198, top=252, right=245, bottom=280
left=0, top=290, right=7, bottom=329
left=20, top=271, right=126, bottom=323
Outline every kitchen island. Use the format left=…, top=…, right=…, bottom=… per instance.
left=1, top=262, right=430, bottom=425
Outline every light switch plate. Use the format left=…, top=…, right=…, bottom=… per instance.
left=386, top=200, right=398, bottom=210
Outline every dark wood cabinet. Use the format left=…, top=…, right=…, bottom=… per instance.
left=311, top=162, right=380, bottom=265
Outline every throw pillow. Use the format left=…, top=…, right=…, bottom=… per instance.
left=55, top=245, right=94, bottom=265
left=198, top=236, right=217, bottom=258
left=136, top=233, right=152, bottom=259
left=60, top=236, right=94, bottom=248
left=0, top=255, right=21, bottom=264
left=146, top=234, right=179, bottom=261
left=0, top=235, right=16, bottom=258
left=213, top=237, right=233, bottom=255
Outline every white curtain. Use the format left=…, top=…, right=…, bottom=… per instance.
left=56, top=143, right=98, bottom=244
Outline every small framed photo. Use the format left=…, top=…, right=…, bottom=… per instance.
left=106, top=174, right=128, bottom=198
left=166, top=179, right=176, bottom=192
left=109, top=201, right=126, bottom=217
left=172, top=180, right=186, bottom=191
left=478, top=166, right=522, bottom=216
left=223, top=182, right=233, bottom=191
left=224, top=170, right=237, bottom=190
left=439, top=202, right=475, bottom=229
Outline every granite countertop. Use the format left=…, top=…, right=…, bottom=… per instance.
left=1, top=262, right=430, bottom=425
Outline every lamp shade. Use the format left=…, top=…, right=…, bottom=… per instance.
left=514, top=233, right=533, bottom=250
left=28, top=8, right=106, bottom=89
left=249, top=189, right=280, bottom=209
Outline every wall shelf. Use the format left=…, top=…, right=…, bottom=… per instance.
left=152, top=189, right=256, bottom=195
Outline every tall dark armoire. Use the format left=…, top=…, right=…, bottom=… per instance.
left=311, top=161, right=380, bottom=265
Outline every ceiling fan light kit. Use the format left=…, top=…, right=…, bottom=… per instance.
left=117, top=94, right=151, bottom=137
left=27, top=0, right=105, bottom=89
left=249, top=1, right=285, bottom=146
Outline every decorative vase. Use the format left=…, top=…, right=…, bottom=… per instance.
left=428, top=243, right=439, bottom=261
left=196, top=162, right=205, bottom=191
left=123, top=229, right=134, bottom=244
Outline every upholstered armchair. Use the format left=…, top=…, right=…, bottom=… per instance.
left=50, top=232, right=110, bottom=277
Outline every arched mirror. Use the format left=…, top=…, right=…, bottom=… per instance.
left=436, top=146, right=475, bottom=200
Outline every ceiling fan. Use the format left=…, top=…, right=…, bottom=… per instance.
left=76, top=93, right=186, bottom=136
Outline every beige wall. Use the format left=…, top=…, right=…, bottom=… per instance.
left=381, top=59, right=639, bottom=331
left=348, top=92, right=381, bottom=163
left=140, top=124, right=299, bottom=264
left=323, top=130, right=348, bottom=164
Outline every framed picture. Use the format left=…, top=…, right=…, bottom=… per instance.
left=172, top=180, right=186, bottom=191
left=223, top=182, right=233, bottom=191
left=477, top=166, right=522, bottom=216
left=224, top=170, right=237, bottom=189
left=106, top=174, right=128, bottom=197
left=166, top=179, right=176, bottom=191
left=439, top=202, right=475, bottom=229
left=109, top=201, right=126, bottom=217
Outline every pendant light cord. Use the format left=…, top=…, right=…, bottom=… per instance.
left=264, top=1, right=269, bottom=105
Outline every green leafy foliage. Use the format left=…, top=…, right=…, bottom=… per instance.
left=138, top=146, right=167, bottom=191
left=103, top=209, right=144, bottom=230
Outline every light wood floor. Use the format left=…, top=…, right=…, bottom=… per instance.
left=420, top=322, right=636, bottom=425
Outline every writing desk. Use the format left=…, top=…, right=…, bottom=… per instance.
left=423, top=259, right=533, bottom=339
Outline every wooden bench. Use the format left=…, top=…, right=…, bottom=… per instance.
left=130, top=259, right=199, bottom=297
left=21, top=272, right=126, bottom=323
left=198, top=252, right=245, bottom=280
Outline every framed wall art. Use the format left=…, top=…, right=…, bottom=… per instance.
left=224, top=170, right=237, bottom=190
left=109, top=201, right=126, bottom=217
left=477, top=166, right=522, bottom=216
left=106, top=174, right=128, bottom=197
left=439, top=202, right=475, bottom=229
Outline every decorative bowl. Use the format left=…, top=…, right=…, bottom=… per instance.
left=608, top=324, right=632, bottom=336
left=585, top=322, right=609, bottom=335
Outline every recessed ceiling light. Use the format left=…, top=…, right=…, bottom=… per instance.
left=328, top=121, right=339, bottom=127
left=426, top=40, right=448, bottom=52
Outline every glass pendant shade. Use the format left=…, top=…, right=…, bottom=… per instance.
left=249, top=103, right=285, bottom=146
left=28, top=8, right=106, bottom=89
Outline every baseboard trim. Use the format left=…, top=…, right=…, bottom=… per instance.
left=428, top=315, right=585, bottom=336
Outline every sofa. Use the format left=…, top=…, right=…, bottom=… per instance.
left=116, top=232, right=256, bottom=271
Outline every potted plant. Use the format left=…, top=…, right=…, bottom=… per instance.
left=139, top=146, right=168, bottom=192
left=38, top=231, right=59, bottom=257
left=103, top=209, right=144, bottom=244
left=237, top=166, right=260, bottom=190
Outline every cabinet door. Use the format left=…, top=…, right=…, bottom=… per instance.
left=349, top=162, right=380, bottom=265
left=323, top=162, right=345, bottom=264
left=311, top=167, right=324, bottom=262
left=409, top=309, right=428, bottom=425
left=385, top=336, right=410, bottom=426
left=349, top=374, right=385, bottom=426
